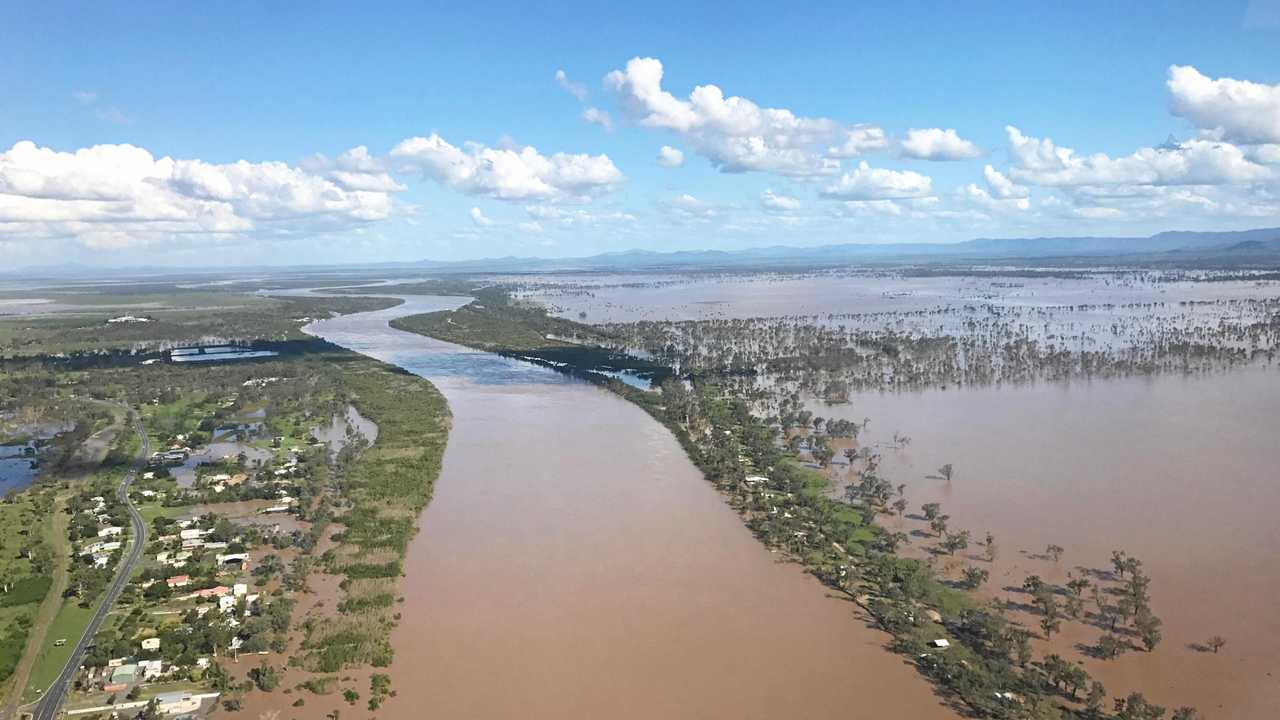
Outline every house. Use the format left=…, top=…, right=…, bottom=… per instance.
left=193, top=585, right=231, bottom=599
left=232, top=583, right=248, bottom=597
left=166, top=575, right=190, bottom=589
left=928, top=639, right=951, bottom=649
left=215, top=553, right=248, bottom=568
left=139, top=659, right=164, bottom=680
left=154, top=691, right=202, bottom=715
left=178, top=528, right=206, bottom=541
left=110, top=663, right=139, bottom=684
left=218, top=595, right=237, bottom=613
left=80, top=541, right=121, bottom=556
left=140, top=637, right=161, bottom=651
left=91, top=553, right=110, bottom=569
left=98, top=526, right=124, bottom=538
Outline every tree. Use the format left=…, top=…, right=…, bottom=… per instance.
left=921, top=502, right=941, bottom=521
left=1114, top=692, right=1167, bottom=720
left=1013, top=629, right=1033, bottom=667
left=1206, top=635, right=1226, bottom=654
left=961, top=566, right=989, bottom=590
left=1022, top=575, right=1045, bottom=596
left=937, top=463, right=953, bottom=483
left=942, top=529, right=969, bottom=556
left=249, top=662, right=279, bottom=691
left=1096, top=633, right=1127, bottom=660
left=1040, top=612, right=1062, bottom=640
left=1046, top=544, right=1064, bottom=563
left=929, top=514, right=949, bottom=538
left=984, top=532, right=997, bottom=562
left=1086, top=681, right=1107, bottom=717
left=1136, top=613, right=1163, bottom=652
left=892, top=498, right=907, bottom=517
left=1171, top=707, right=1201, bottom=720
left=1111, top=550, right=1129, bottom=578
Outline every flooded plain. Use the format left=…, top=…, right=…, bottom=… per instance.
left=524, top=269, right=1280, bottom=716
left=836, top=369, right=1280, bottom=717
left=305, top=297, right=959, bottom=720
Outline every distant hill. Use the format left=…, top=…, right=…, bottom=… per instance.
left=396, top=227, right=1280, bottom=272
left=7, top=227, right=1280, bottom=279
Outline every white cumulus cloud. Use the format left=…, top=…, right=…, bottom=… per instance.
left=605, top=57, right=849, bottom=177
left=1005, top=126, right=1270, bottom=186
left=760, top=189, right=801, bottom=211
left=1168, top=65, right=1280, bottom=145
left=302, top=146, right=405, bottom=193
left=555, top=69, right=588, bottom=101
left=469, top=206, right=494, bottom=226
left=826, top=125, right=888, bottom=158
left=390, top=133, right=624, bottom=201
left=820, top=161, right=933, bottom=200
left=582, top=107, right=613, bottom=131
left=983, top=164, right=1029, bottom=198
left=900, top=128, right=982, bottom=160
left=657, top=145, right=685, bottom=168
left=0, top=140, right=397, bottom=248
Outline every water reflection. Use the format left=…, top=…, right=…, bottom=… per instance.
left=304, top=295, right=574, bottom=388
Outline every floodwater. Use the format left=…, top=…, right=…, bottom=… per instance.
left=834, top=368, right=1280, bottom=716
left=0, top=444, right=39, bottom=495
left=304, top=296, right=958, bottom=720
left=310, top=404, right=379, bottom=458
left=170, top=441, right=273, bottom=487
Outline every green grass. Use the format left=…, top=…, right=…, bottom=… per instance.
left=23, top=601, right=95, bottom=701
left=137, top=502, right=184, bottom=525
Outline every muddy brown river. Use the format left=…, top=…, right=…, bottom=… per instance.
left=306, top=297, right=956, bottom=719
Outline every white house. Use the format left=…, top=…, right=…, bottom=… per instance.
left=141, top=637, right=161, bottom=651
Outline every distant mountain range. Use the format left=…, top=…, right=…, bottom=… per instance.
left=394, top=227, right=1280, bottom=272
left=8, top=227, right=1280, bottom=279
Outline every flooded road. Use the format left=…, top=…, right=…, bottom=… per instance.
left=306, top=297, right=957, bottom=720
left=838, top=368, right=1280, bottom=717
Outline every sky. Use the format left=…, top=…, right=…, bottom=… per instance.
left=2, top=1, right=1280, bottom=268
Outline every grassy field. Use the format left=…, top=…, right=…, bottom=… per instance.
left=22, top=601, right=95, bottom=702
left=0, top=291, right=399, bottom=357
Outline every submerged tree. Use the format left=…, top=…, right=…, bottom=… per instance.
left=1046, top=544, right=1065, bottom=563
left=961, top=566, right=989, bottom=589
left=942, top=529, right=969, bottom=556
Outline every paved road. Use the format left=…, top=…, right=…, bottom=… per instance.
left=30, top=407, right=149, bottom=720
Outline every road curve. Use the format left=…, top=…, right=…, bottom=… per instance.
left=31, top=407, right=149, bottom=720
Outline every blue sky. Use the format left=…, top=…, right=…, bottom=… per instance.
left=2, top=1, right=1279, bottom=266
